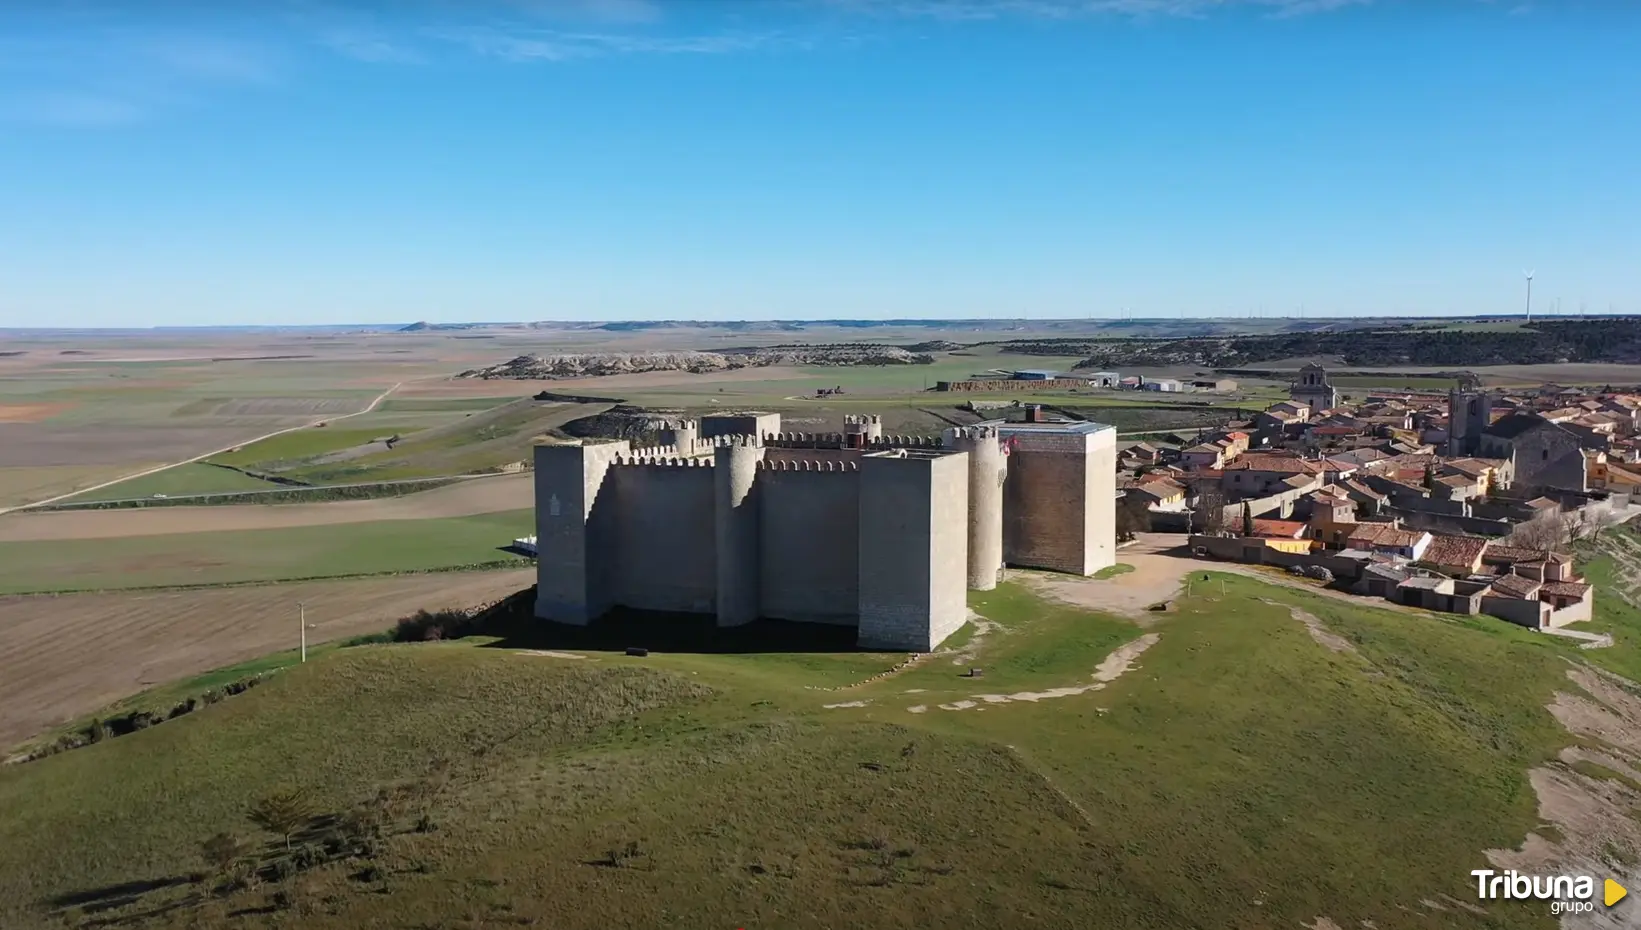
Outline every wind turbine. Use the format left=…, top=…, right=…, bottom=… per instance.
left=1524, top=270, right=1535, bottom=322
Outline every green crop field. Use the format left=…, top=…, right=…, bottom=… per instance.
left=0, top=509, right=534, bottom=594
left=60, top=463, right=281, bottom=503
left=279, top=400, right=604, bottom=484
left=1331, top=375, right=1459, bottom=391
left=0, top=575, right=1616, bottom=929
left=375, top=396, right=522, bottom=413
left=205, top=427, right=409, bottom=468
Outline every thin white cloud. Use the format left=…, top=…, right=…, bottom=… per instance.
left=0, top=25, right=280, bottom=127
left=3, top=91, right=147, bottom=127
left=504, top=0, right=666, bottom=24
left=818, top=0, right=1371, bottom=19
left=435, top=27, right=787, bottom=62
left=143, top=36, right=280, bottom=84
left=319, top=30, right=424, bottom=63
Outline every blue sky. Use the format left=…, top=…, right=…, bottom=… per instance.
left=0, top=0, right=1637, bottom=327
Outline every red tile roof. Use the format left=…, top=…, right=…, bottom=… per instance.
left=1490, top=573, right=1542, bottom=600
left=1421, top=534, right=1488, bottom=568
left=1252, top=519, right=1309, bottom=538
left=1223, top=454, right=1327, bottom=475
left=1542, top=581, right=1592, bottom=599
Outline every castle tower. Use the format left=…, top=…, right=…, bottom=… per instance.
left=533, top=440, right=629, bottom=624
left=857, top=449, right=970, bottom=651
left=997, top=422, right=1116, bottom=576
left=665, top=418, right=700, bottom=456
left=714, top=438, right=764, bottom=627
left=942, top=424, right=1006, bottom=590
left=843, top=414, right=883, bottom=449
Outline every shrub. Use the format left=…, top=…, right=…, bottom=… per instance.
left=200, top=833, right=248, bottom=873
left=390, top=607, right=481, bottom=643
left=292, top=843, right=327, bottom=870
left=248, top=788, right=317, bottom=850
left=264, top=858, right=298, bottom=884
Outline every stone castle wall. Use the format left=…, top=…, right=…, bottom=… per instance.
left=757, top=464, right=861, bottom=624
left=609, top=460, right=717, bottom=614
left=857, top=453, right=969, bottom=652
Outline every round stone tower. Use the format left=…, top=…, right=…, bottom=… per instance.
left=943, top=425, right=1005, bottom=590
left=667, top=418, right=699, bottom=456
left=843, top=414, right=883, bottom=449
left=714, top=437, right=762, bottom=626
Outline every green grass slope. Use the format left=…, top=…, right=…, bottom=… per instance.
left=0, top=575, right=1611, bottom=929
left=281, top=400, right=601, bottom=483
left=62, top=464, right=281, bottom=502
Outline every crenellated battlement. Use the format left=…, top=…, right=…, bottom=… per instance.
left=866, top=434, right=943, bottom=449
left=763, top=431, right=848, bottom=448
left=709, top=433, right=761, bottom=448
left=843, top=414, right=882, bottom=427
left=755, top=459, right=859, bottom=472
left=944, top=424, right=1000, bottom=442
left=625, top=443, right=681, bottom=460
left=611, top=453, right=711, bottom=468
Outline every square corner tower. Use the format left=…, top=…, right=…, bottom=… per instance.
left=997, top=421, right=1117, bottom=576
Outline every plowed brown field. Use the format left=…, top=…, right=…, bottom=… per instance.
left=0, top=472, right=533, bottom=542
left=0, top=568, right=534, bottom=748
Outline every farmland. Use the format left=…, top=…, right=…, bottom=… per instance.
left=0, top=473, right=533, bottom=542
left=63, top=463, right=281, bottom=502
left=0, top=568, right=535, bottom=748
left=0, top=573, right=1628, bottom=930
left=0, top=508, right=533, bottom=594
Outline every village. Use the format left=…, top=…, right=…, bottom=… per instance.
left=1116, top=364, right=1641, bottom=631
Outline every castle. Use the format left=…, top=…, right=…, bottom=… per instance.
left=532, top=412, right=1117, bottom=651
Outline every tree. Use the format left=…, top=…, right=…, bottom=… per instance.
left=1422, top=464, right=1437, bottom=492
left=1509, top=512, right=1574, bottom=553
left=201, top=832, right=247, bottom=874
left=1240, top=501, right=1254, bottom=538
left=1115, top=498, right=1150, bottom=543
left=1195, top=482, right=1227, bottom=535
left=248, top=789, right=316, bottom=851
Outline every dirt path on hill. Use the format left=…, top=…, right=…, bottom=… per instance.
left=1486, top=664, right=1641, bottom=929
left=1020, top=533, right=1430, bottom=620
left=0, top=473, right=532, bottom=542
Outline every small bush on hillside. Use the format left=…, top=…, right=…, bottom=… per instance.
left=392, top=608, right=476, bottom=643
left=248, top=788, right=317, bottom=850
left=200, top=833, right=248, bottom=874
left=601, top=840, right=644, bottom=868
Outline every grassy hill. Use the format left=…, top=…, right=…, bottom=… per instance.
left=0, top=576, right=1628, bottom=929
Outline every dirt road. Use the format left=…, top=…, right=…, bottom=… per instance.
left=0, top=568, right=535, bottom=749
left=0, top=472, right=531, bottom=542
left=0, top=382, right=402, bottom=517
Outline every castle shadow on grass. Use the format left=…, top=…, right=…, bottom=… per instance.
left=436, top=589, right=869, bottom=655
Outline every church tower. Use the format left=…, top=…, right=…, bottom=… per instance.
left=1289, top=364, right=1338, bottom=411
